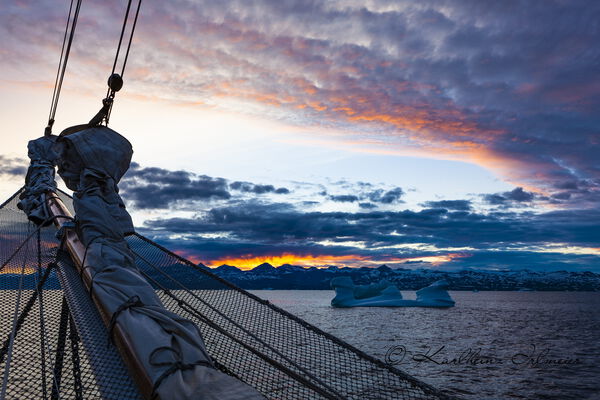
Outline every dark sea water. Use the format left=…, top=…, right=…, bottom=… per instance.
left=250, top=290, right=600, bottom=400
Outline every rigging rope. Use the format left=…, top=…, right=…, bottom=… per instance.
left=0, top=225, right=30, bottom=398
left=0, top=220, right=73, bottom=399
left=131, top=248, right=346, bottom=400
left=0, top=214, right=74, bottom=274
left=96, top=0, right=143, bottom=126
left=45, top=0, right=83, bottom=136
left=108, top=0, right=143, bottom=87
left=1, top=190, right=453, bottom=399
left=44, top=0, right=144, bottom=131
left=36, top=229, right=49, bottom=400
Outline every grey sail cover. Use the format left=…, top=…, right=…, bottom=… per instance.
left=48, top=125, right=264, bottom=399
left=17, top=135, right=59, bottom=225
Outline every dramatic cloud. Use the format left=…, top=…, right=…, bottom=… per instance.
left=483, top=187, right=536, bottom=206
left=422, top=200, right=472, bottom=211
left=2, top=2, right=598, bottom=271
left=359, top=202, right=377, bottom=210
left=2, top=1, right=598, bottom=206
left=147, top=203, right=600, bottom=247
left=114, top=164, right=600, bottom=271
left=329, top=195, right=359, bottom=203
left=0, top=156, right=27, bottom=178
left=121, top=163, right=290, bottom=209
left=121, top=164, right=231, bottom=209
left=142, top=199, right=600, bottom=271
left=367, top=188, right=404, bottom=204
left=328, top=187, right=404, bottom=204
left=230, top=181, right=290, bottom=194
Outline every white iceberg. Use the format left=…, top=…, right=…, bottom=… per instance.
left=330, top=277, right=455, bottom=308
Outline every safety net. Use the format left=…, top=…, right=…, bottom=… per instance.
left=0, top=188, right=452, bottom=400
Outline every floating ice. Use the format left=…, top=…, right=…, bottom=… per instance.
left=330, top=277, right=455, bottom=307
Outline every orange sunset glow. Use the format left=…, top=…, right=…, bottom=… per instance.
left=171, top=250, right=471, bottom=270
left=175, top=252, right=368, bottom=270
left=1, top=2, right=599, bottom=399
left=1, top=2, right=599, bottom=277
left=0, top=266, right=37, bottom=275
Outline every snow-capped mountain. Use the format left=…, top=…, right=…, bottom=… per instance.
left=207, top=264, right=600, bottom=291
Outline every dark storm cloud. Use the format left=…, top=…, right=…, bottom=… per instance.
left=121, top=164, right=290, bottom=209
left=422, top=200, right=472, bottom=211
left=329, top=194, right=359, bottom=203
left=144, top=200, right=600, bottom=267
left=135, top=232, right=361, bottom=265
left=441, top=250, right=600, bottom=273
left=230, top=181, right=290, bottom=194
left=99, top=165, right=600, bottom=272
left=325, top=182, right=404, bottom=204
left=3, top=1, right=599, bottom=271
left=358, top=202, right=377, bottom=209
left=367, top=188, right=404, bottom=204
left=483, top=187, right=536, bottom=206
left=123, top=178, right=230, bottom=209
left=0, top=156, right=27, bottom=178
left=3, top=1, right=599, bottom=205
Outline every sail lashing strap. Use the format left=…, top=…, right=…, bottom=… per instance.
left=149, top=347, right=215, bottom=400
left=90, top=0, right=143, bottom=127
left=107, top=295, right=145, bottom=346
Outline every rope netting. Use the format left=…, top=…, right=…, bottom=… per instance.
left=0, top=188, right=452, bottom=400
left=0, top=189, right=141, bottom=399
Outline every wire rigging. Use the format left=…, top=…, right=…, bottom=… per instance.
left=45, top=0, right=83, bottom=136
left=92, top=0, right=143, bottom=127
left=109, top=0, right=143, bottom=87
left=109, top=0, right=133, bottom=82
left=120, top=0, right=143, bottom=81
left=45, top=0, right=144, bottom=133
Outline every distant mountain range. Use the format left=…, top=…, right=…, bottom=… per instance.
left=2, top=263, right=598, bottom=291
left=205, top=263, right=600, bottom=291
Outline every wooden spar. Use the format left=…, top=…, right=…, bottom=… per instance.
left=46, top=192, right=154, bottom=399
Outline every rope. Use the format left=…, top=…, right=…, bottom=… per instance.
left=44, top=0, right=144, bottom=130
left=37, top=261, right=64, bottom=400
left=0, top=260, right=63, bottom=366
left=0, top=225, right=67, bottom=398
left=0, top=214, right=74, bottom=274
left=69, top=314, right=84, bottom=400
left=0, top=226, right=31, bottom=398
left=120, top=0, right=143, bottom=81
left=132, top=251, right=345, bottom=400
left=108, top=0, right=133, bottom=82
left=107, top=295, right=145, bottom=346
left=51, top=297, right=70, bottom=400
left=132, top=239, right=448, bottom=398
left=149, top=347, right=214, bottom=400
left=47, top=0, right=74, bottom=135
left=108, top=0, right=143, bottom=84
left=36, top=229, right=49, bottom=400
left=79, top=236, right=102, bottom=285
left=101, top=0, right=143, bottom=125
left=45, top=0, right=83, bottom=136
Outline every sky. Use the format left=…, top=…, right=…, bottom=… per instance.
left=1, top=0, right=599, bottom=271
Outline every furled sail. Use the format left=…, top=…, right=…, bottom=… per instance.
left=22, top=125, right=264, bottom=399
left=17, top=135, right=59, bottom=225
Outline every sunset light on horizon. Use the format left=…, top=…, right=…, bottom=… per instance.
left=1, top=0, right=599, bottom=272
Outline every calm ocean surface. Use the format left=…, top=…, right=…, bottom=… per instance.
left=250, top=290, right=600, bottom=400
